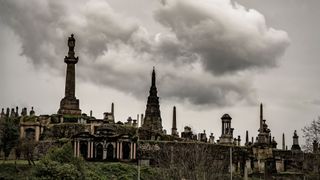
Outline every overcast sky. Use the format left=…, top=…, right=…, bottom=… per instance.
left=1, top=0, right=320, bottom=148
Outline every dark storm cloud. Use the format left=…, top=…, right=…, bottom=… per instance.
left=0, top=0, right=289, bottom=107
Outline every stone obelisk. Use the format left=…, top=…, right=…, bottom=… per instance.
left=171, top=106, right=178, bottom=137
left=58, top=34, right=81, bottom=115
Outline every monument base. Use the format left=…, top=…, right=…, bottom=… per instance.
left=58, top=97, right=81, bottom=116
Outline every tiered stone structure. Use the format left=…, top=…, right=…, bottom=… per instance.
left=58, top=34, right=81, bottom=116
left=142, top=68, right=162, bottom=132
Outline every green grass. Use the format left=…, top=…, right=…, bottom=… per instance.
left=1, top=160, right=38, bottom=165
left=0, top=163, right=33, bottom=180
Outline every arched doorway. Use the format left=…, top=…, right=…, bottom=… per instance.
left=107, top=144, right=114, bottom=160
left=80, top=142, right=88, bottom=159
left=122, top=142, right=131, bottom=160
left=25, top=128, right=35, bottom=140
left=96, top=144, right=103, bottom=160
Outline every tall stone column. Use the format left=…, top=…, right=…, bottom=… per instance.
left=58, top=34, right=81, bottom=116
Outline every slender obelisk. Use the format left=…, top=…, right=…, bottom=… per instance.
left=171, top=106, right=178, bottom=137
left=58, top=34, right=81, bottom=115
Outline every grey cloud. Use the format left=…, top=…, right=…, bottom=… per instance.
left=158, top=70, right=256, bottom=107
left=0, top=0, right=288, bottom=107
left=154, top=0, right=290, bottom=75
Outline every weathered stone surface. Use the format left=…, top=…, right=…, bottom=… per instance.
left=58, top=34, right=81, bottom=116
left=142, top=68, right=162, bottom=132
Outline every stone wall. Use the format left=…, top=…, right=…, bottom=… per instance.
left=138, top=141, right=247, bottom=179
left=137, top=141, right=320, bottom=179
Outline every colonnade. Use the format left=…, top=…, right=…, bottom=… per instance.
left=73, top=139, right=136, bottom=160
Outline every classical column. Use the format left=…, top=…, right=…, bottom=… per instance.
left=103, top=148, right=107, bottom=160
left=113, top=142, right=116, bottom=158
left=130, top=143, right=133, bottom=159
left=35, top=126, right=40, bottom=142
left=87, top=141, right=90, bottom=158
left=90, top=142, right=93, bottom=158
left=74, top=140, right=77, bottom=157
left=120, top=142, right=123, bottom=159
left=133, top=143, right=136, bottom=159
left=117, top=142, right=120, bottom=159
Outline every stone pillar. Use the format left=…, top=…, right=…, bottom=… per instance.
left=120, top=142, right=123, bottom=159
left=77, top=141, right=80, bottom=157
left=35, top=126, right=40, bottom=142
left=87, top=141, right=91, bottom=158
left=130, top=143, right=133, bottom=159
left=113, top=143, right=116, bottom=158
left=103, top=146, right=107, bottom=160
left=74, top=140, right=77, bottom=157
left=117, top=142, right=120, bottom=159
left=244, top=165, right=248, bottom=180
left=20, top=126, right=24, bottom=139
left=90, top=142, right=94, bottom=158
left=133, top=143, right=136, bottom=159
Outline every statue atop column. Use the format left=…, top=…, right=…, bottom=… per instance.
left=58, top=34, right=81, bottom=116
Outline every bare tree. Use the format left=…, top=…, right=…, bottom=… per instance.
left=21, top=138, right=37, bottom=165
left=302, top=117, right=320, bottom=152
left=139, top=141, right=237, bottom=180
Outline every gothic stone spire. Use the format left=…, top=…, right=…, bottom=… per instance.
left=142, top=67, right=162, bottom=132
left=58, top=34, right=81, bottom=116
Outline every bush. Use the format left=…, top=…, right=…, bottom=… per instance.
left=33, top=142, right=86, bottom=179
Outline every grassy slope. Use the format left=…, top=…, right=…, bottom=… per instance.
left=0, top=161, right=159, bottom=180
